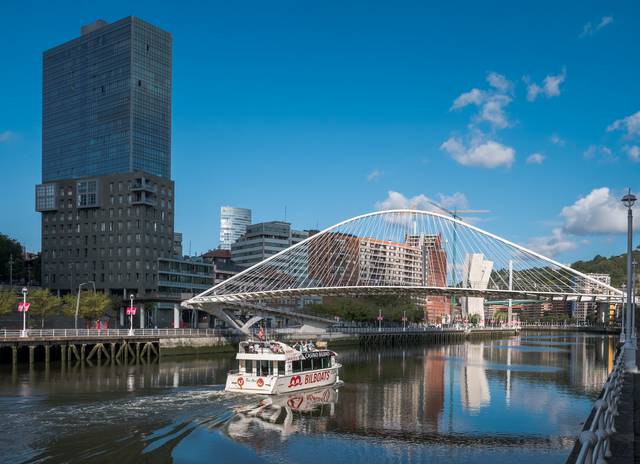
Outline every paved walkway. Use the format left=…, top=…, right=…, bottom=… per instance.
left=609, top=354, right=640, bottom=463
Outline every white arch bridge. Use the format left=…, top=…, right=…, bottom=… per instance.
left=182, top=209, right=623, bottom=333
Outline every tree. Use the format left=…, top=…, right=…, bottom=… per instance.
left=0, top=290, right=18, bottom=317
left=62, top=291, right=114, bottom=325
left=303, top=295, right=422, bottom=323
left=469, top=314, right=481, bottom=326
left=0, top=233, right=25, bottom=284
left=28, top=289, right=62, bottom=329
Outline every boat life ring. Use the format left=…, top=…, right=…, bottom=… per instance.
left=237, top=377, right=245, bottom=388
left=257, top=378, right=264, bottom=387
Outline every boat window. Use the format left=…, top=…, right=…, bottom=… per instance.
left=245, top=360, right=253, bottom=374
left=302, top=358, right=313, bottom=371
left=278, top=361, right=285, bottom=375
left=320, top=357, right=328, bottom=369
left=257, top=360, right=272, bottom=376
left=292, top=360, right=301, bottom=373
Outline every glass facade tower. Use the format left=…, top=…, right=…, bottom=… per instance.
left=42, top=17, right=171, bottom=182
left=219, top=207, right=252, bottom=250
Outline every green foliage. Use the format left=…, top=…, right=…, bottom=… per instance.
left=303, top=295, right=423, bottom=322
left=0, top=290, right=18, bottom=316
left=572, top=249, right=640, bottom=288
left=28, top=289, right=62, bottom=328
left=0, top=233, right=24, bottom=283
left=469, top=314, right=481, bottom=326
left=62, top=291, right=114, bottom=321
left=492, top=310, right=507, bottom=322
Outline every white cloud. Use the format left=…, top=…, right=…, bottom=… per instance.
left=438, top=192, right=469, bottom=210
left=607, top=111, right=640, bottom=139
left=367, top=169, right=382, bottom=182
left=528, top=228, right=577, bottom=257
left=451, top=88, right=485, bottom=110
left=583, top=144, right=615, bottom=162
left=624, top=145, right=640, bottom=162
left=441, top=137, right=515, bottom=168
left=486, top=72, right=512, bottom=93
left=0, top=131, right=15, bottom=142
left=526, top=153, right=545, bottom=164
left=597, top=16, right=614, bottom=30
left=525, top=68, right=567, bottom=102
left=450, top=72, right=513, bottom=130
left=477, top=95, right=511, bottom=129
left=561, top=187, right=638, bottom=235
left=580, top=16, right=613, bottom=38
left=550, top=134, right=566, bottom=146
left=580, top=22, right=593, bottom=38
left=375, top=190, right=468, bottom=214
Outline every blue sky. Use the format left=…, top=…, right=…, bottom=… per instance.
left=0, top=0, right=638, bottom=263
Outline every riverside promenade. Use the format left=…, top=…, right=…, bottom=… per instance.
left=0, top=328, right=244, bottom=365
left=564, top=342, right=640, bottom=464
left=1, top=326, right=521, bottom=366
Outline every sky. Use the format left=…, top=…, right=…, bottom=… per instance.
left=0, top=0, right=638, bottom=264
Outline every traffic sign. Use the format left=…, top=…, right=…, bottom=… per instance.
left=18, top=302, right=30, bottom=312
left=126, top=306, right=137, bottom=315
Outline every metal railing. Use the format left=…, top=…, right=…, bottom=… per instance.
left=520, top=322, right=622, bottom=329
left=573, top=350, right=625, bottom=464
left=325, top=326, right=517, bottom=334
left=0, top=328, right=237, bottom=339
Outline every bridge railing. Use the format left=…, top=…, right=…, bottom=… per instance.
left=572, top=349, right=625, bottom=464
left=0, top=328, right=237, bottom=339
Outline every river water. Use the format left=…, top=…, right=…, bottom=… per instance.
left=0, top=332, right=616, bottom=463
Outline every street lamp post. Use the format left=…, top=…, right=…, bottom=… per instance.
left=75, top=281, right=96, bottom=330
left=622, top=189, right=637, bottom=371
left=633, top=260, right=638, bottom=341
left=128, top=294, right=135, bottom=336
left=20, top=287, right=28, bottom=337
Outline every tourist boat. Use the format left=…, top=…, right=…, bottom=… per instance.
left=225, top=340, right=341, bottom=394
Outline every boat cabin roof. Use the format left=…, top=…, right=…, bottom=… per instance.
left=236, top=340, right=335, bottom=362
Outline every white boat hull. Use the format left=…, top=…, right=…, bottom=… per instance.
left=225, top=365, right=341, bottom=395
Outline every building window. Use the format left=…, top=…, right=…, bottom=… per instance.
left=77, top=180, right=98, bottom=208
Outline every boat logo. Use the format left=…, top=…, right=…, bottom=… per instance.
left=287, top=397, right=304, bottom=409
left=256, top=378, right=264, bottom=387
left=237, top=377, right=245, bottom=388
left=288, top=375, right=303, bottom=388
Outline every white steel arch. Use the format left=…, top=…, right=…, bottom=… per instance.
left=185, top=209, right=622, bottom=308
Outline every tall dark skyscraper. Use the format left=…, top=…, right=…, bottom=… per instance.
left=42, top=17, right=171, bottom=181
left=36, top=17, right=174, bottom=299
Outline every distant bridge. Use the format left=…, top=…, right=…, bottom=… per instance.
left=183, top=210, right=623, bottom=333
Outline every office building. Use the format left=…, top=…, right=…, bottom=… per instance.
left=36, top=17, right=173, bottom=296
left=574, top=273, right=612, bottom=322
left=406, top=234, right=450, bottom=323
left=231, top=221, right=309, bottom=267
left=219, top=207, right=251, bottom=250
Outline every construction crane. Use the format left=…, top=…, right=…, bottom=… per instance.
left=411, top=198, right=490, bottom=322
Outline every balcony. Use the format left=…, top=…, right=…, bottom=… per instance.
left=131, top=181, right=157, bottom=193
left=131, top=195, right=156, bottom=206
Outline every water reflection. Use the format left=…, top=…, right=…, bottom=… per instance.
left=0, top=332, right=618, bottom=464
left=227, top=385, right=339, bottom=444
